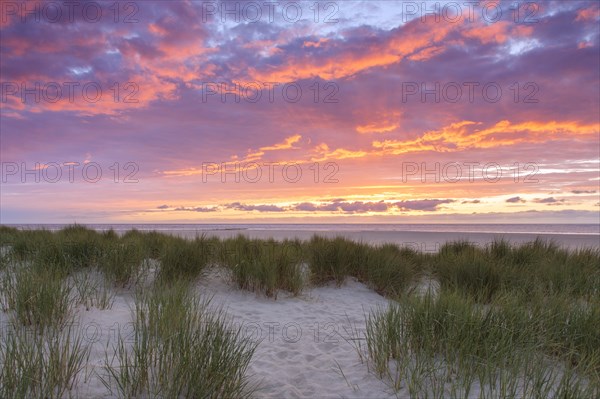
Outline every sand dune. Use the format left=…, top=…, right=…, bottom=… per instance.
left=66, top=268, right=396, bottom=398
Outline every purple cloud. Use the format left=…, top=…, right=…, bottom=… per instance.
left=225, top=202, right=286, bottom=212
left=394, top=199, right=454, bottom=211
left=533, top=197, right=564, bottom=204
left=174, top=206, right=217, bottom=212
left=571, top=190, right=596, bottom=194
left=506, top=196, right=526, bottom=203
left=293, top=200, right=388, bottom=213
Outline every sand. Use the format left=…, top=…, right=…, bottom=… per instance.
left=25, top=267, right=397, bottom=398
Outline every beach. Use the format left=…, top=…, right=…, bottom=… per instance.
left=0, top=225, right=598, bottom=398
left=3, top=0, right=599, bottom=397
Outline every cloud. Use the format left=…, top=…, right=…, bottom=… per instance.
left=338, top=201, right=388, bottom=213
left=506, top=196, right=526, bottom=203
left=259, top=134, right=302, bottom=151
left=2, top=1, right=599, bottom=224
left=576, top=4, right=600, bottom=22
left=571, top=190, right=597, bottom=194
left=372, top=120, right=599, bottom=155
left=225, top=202, right=286, bottom=212
left=356, top=112, right=401, bottom=134
left=356, top=122, right=399, bottom=134
left=310, top=143, right=368, bottom=162
left=244, top=8, right=537, bottom=83
left=462, top=22, right=532, bottom=45
left=533, top=197, right=566, bottom=204
left=394, top=199, right=454, bottom=211
left=174, top=206, right=218, bottom=212
left=156, top=204, right=170, bottom=209
left=293, top=202, right=318, bottom=212
left=293, top=200, right=389, bottom=213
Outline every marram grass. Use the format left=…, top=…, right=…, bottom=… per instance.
left=359, top=290, right=599, bottom=398
left=2, top=262, right=74, bottom=331
left=0, top=322, right=91, bottom=399
left=0, top=225, right=598, bottom=398
left=101, top=279, right=257, bottom=398
left=219, top=235, right=304, bottom=298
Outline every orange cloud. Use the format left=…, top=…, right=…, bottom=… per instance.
left=356, top=122, right=399, bottom=134
left=356, top=112, right=401, bottom=134
left=462, top=22, right=532, bottom=44
left=163, top=120, right=598, bottom=174
left=162, top=135, right=305, bottom=176
left=148, top=23, right=168, bottom=36
left=260, top=134, right=302, bottom=151
left=310, top=143, right=368, bottom=162
left=248, top=17, right=458, bottom=82
left=303, top=38, right=329, bottom=48
left=246, top=13, right=537, bottom=84
left=407, top=46, right=445, bottom=61
left=576, top=5, right=600, bottom=21
left=373, top=120, right=599, bottom=154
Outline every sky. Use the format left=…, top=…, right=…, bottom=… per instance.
left=0, top=0, right=599, bottom=224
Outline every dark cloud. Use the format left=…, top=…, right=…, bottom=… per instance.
left=293, top=199, right=388, bottom=213
left=506, top=196, right=525, bottom=203
left=294, top=202, right=318, bottom=211
left=339, top=201, right=388, bottom=213
left=533, top=197, right=566, bottom=204
left=571, top=190, right=597, bottom=194
left=394, top=199, right=454, bottom=211
left=225, top=202, right=286, bottom=212
left=174, top=206, right=217, bottom=212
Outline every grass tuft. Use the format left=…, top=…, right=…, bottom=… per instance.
left=3, top=264, right=74, bottom=331
left=220, top=235, right=304, bottom=298
left=158, top=235, right=211, bottom=282
left=0, top=323, right=91, bottom=399
left=102, top=279, right=257, bottom=398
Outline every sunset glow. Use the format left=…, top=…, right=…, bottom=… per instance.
left=1, top=0, right=599, bottom=223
